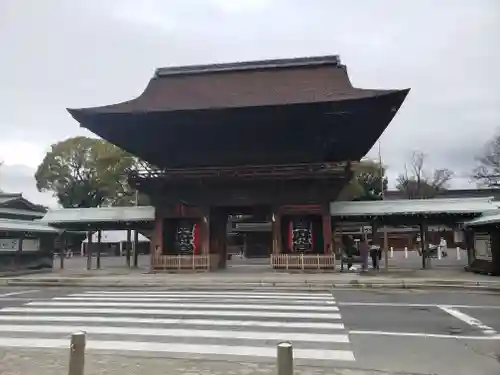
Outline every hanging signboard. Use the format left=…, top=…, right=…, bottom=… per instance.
left=0, top=238, right=19, bottom=251
left=22, top=239, right=40, bottom=251
left=453, top=230, right=465, bottom=244
left=474, top=233, right=492, bottom=261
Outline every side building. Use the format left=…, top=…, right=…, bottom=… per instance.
left=0, top=192, right=58, bottom=273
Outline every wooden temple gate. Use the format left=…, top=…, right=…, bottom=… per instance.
left=149, top=201, right=336, bottom=271
left=66, top=56, right=411, bottom=273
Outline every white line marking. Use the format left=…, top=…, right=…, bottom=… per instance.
left=0, top=324, right=350, bottom=343
left=29, top=301, right=339, bottom=312
left=2, top=307, right=342, bottom=320
left=26, top=301, right=339, bottom=311
left=349, top=330, right=500, bottom=340
left=80, top=292, right=333, bottom=300
left=0, top=337, right=355, bottom=361
left=0, top=315, right=345, bottom=330
left=438, top=306, right=497, bottom=335
left=0, top=290, right=39, bottom=297
left=338, top=302, right=500, bottom=309
left=85, top=291, right=332, bottom=297
left=60, top=296, right=336, bottom=305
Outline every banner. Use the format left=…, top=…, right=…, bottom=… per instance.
left=176, top=221, right=199, bottom=254
left=290, top=218, right=313, bottom=253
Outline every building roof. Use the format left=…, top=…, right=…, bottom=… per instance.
left=67, top=55, right=410, bottom=170
left=0, top=192, right=47, bottom=219
left=0, top=218, right=59, bottom=233
left=384, top=188, right=500, bottom=201
left=68, top=55, right=405, bottom=114
left=41, top=206, right=155, bottom=226
left=464, top=210, right=500, bottom=227
left=330, top=197, right=498, bottom=218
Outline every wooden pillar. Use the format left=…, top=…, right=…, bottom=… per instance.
left=371, top=220, right=378, bottom=270
left=133, top=230, right=139, bottom=268
left=96, top=230, right=102, bottom=270
left=371, top=220, right=378, bottom=245
left=58, top=233, right=65, bottom=269
left=86, top=231, right=92, bottom=271
left=126, top=229, right=131, bottom=268
left=243, top=233, right=248, bottom=257
left=202, top=215, right=210, bottom=255
left=490, top=227, right=500, bottom=276
left=150, top=215, right=163, bottom=270
left=272, top=211, right=282, bottom=254
left=15, top=232, right=23, bottom=268
left=420, top=221, right=428, bottom=269
left=209, top=210, right=226, bottom=269
left=322, top=208, right=332, bottom=254
left=383, top=225, right=389, bottom=272
left=220, top=214, right=228, bottom=269
left=465, top=229, right=474, bottom=266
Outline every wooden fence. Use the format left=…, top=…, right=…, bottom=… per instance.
left=271, top=254, right=336, bottom=270
left=152, top=254, right=214, bottom=271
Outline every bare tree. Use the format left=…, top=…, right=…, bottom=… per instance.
left=472, top=133, right=500, bottom=187
left=396, top=151, right=454, bottom=199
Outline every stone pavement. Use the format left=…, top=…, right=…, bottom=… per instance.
left=0, top=348, right=417, bottom=375
left=1, top=267, right=499, bottom=291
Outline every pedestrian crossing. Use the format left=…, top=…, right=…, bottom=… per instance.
left=0, top=289, right=355, bottom=363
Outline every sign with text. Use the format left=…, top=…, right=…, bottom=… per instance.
left=474, top=233, right=492, bottom=261
left=0, top=238, right=19, bottom=251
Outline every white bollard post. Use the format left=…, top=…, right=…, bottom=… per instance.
left=277, top=342, right=294, bottom=375
left=68, top=331, right=86, bottom=375
left=438, top=246, right=442, bottom=260
left=456, top=247, right=461, bottom=261
left=390, top=247, right=394, bottom=258
left=404, top=247, right=408, bottom=259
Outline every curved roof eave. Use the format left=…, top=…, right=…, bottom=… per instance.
left=68, top=88, right=410, bottom=121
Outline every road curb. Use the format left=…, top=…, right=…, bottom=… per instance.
left=2, top=278, right=500, bottom=292
left=0, top=270, right=52, bottom=278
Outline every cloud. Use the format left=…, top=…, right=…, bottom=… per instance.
left=0, top=0, right=499, bottom=204
left=0, top=164, right=58, bottom=208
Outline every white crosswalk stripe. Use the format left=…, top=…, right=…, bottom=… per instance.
left=0, top=290, right=355, bottom=363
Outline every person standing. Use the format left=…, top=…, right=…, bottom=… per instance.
left=439, top=237, right=448, bottom=257
left=369, top=241, right=380, bottom=270
left=359, top=238, right=369, bottom=271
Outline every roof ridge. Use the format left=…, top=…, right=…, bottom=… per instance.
left=337, top=197, right=495, bottom=204
left=0, top=192, right=22, bottom=198
left=155, top=55, right=342, bottom=78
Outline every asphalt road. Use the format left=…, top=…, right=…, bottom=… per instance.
left=0, top=287, right=498, bottom=375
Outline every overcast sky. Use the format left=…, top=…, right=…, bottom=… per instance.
left=1, top=0, right=499, bottom=207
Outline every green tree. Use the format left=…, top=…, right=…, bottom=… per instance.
left=35, top=136, right=146, bottom=208
left=339, top=159, right=388, bottom=201
left=396, top=151, right=453, bottom=199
